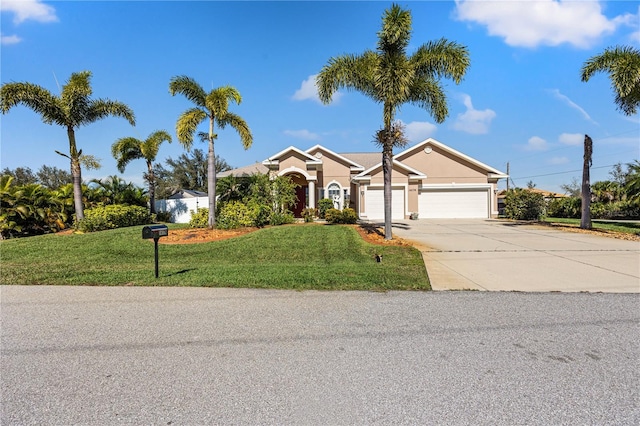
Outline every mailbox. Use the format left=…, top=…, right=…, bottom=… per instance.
left=142, top=225, right=168, bottom=279
left=142, top=224, right=168, bottom=240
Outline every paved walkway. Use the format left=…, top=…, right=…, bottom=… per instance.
left=390, top=219, right=640, bottom=293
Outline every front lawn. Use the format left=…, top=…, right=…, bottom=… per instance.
left=0, top=224, right=430, bottom=291
left=542, top=217, right=640, bottom=236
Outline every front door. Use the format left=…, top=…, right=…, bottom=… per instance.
left=292, top=185, right=307, bottom=217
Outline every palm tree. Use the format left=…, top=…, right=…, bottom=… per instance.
left=624, top=160, right=640, bottom=200
left=169, top=76, right=253, bottom=228
left=111, top=130, right=172, bottom=214
left=0, top=71, right=136, bottom=221
left=581, top=45, right=640, bottom=116
left=317, top=3, right=469, bottom=239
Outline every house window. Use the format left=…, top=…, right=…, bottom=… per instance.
left=327, top=182, right=342, bottom=210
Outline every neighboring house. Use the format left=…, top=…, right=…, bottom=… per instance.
left=221, top=138, right=508, bottom=220
left=155, top=189, right=208, bottom=223
left=497, top=188, right=568, bottom=216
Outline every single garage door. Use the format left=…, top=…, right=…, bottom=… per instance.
left=365, top=188, right=405, bottom=220
left=419, top=188, right=489, bottom=218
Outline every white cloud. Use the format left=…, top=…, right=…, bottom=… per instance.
left=1, top=0, right=58, bottom=24
left=525, top=136, right=548, bottom=151
left=549, top=89, right=598, bottom=125
left=452, top=94, right=496, bottom=134
left=292, top=74, right=342, bottom=104
left=399, top=120, right=437, bottom=142
left=558, top=133, right=583, bottom=146
left=548, top=156, right=569, bottom=165
left=283, top=129, right=321, bottom=141
left=454, top=0, right=624, bottom=49
left=1, top=33, right=21, bottom=45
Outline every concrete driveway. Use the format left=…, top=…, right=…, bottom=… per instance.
left=390, top=219, right=640, bottom=292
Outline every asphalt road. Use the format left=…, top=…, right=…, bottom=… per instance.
left=1, top=286, right=639, bottom=425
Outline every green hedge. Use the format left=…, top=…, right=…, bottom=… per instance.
left=76, top=204, right=152, bottom=232
left=504, top=189, right=545, bottom=220
left=325, top=208, right=358, bottom=224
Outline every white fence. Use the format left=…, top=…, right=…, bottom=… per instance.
left=155, top=197, right=208, bottom=223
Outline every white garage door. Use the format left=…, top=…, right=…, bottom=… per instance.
left=365, top=188, right=405, bottom=220
left=419, top=189, right=489, bottom=218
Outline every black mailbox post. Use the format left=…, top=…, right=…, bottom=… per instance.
left=142, top=225, right=168, bottom=278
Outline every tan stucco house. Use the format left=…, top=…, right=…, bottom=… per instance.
left=219, top=138, right=508, bottom=219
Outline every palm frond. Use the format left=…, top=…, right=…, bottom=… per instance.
left=86, top=99, right=136, bottom=126
left=205, top=86, right=242, bottom=116
left=377, top=3, right=412, bottom=54
left=582, top=45, right=640, bottom=115
left=112, top=137, right=143, bottom=172
left=0, top=82, right=65, bottom=124
left=141, top=130, right=172, bottom=161
left=317, top=52, right=378, bottom=104
left=176, top=107, right=207, bottom=149
left=411, top=38, right=470, bottom=84
left=169, top=75, right=207, bottom=107
left=407, top=78, right=448, bottom=124
left=218, top=112, right=253, bottom=149
left=79, top=154, right=101, bottom=170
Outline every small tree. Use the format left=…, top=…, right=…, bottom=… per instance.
left=169, top=76, right=253, bottom=228
left=111, top=130, right=172, bottom=214
left=0, top=71, right=135, bottom=221
left=504, top=189, right=545, bottom=221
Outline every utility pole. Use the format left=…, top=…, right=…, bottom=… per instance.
left=580, top=134, right=593, bottom=230
left=506, top=162, right=510, bottom=191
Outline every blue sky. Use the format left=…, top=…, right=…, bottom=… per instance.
left=1, top=0, right=638, bottom=193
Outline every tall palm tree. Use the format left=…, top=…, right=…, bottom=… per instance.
left=111, top=130, right=172, bottom=214
left=169, top=76, right=253, bottom=228
left=317, top=3, right=469, bottom=239
left=0, top=71, right=136, bottom=221
left=581, top=45, right=640, bottom=116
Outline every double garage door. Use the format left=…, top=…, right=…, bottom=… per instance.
left=364, top=188, right=405, bottom=220
left=418, top=188, right=489, bottom=219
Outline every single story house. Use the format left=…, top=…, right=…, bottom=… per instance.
left=220, top=138, right=508, bottom=220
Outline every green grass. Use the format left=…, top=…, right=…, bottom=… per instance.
left=543, top=217, right=640, bottom=235
left=0, top=224, right=430, bottom=291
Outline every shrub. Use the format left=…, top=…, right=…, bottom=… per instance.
left=248, top=201, right=272, bottom=228
left=270, top=211, right=294, bottom=226
left=591, top=200, right=640, bottom=219
left=324, top=208, right=342, bottom=224
left=217, top=201, right=254, bottom=230
left=302, top=208, right=316, bottom=223
left=325, top=208, right=359, bottom=224
left=546, top=197, right=581, bottom=218
left=76, top=204, right=152, bottom=232
left=155, top=211, right=172, bottom=222
left=189, top=208, right=209, bottom=228
left=317, top=198, right=334, bottom=219
left=504, top=189, right=545, bottom=221
left=341, top=208, right=358, bottom=224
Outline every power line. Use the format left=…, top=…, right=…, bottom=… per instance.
left=512, top=164, right=617, bottom=180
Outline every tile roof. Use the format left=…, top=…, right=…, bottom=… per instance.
left=340, top=152, right=381, bottom=170
left=217, top=162, right=269, bottom=178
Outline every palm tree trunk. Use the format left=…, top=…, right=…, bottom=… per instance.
left=147, top=160, right=156, bottom=215
left=382, top=144, right=393, bottom=240
left=67, top=127, right=84, bottom=221
left=382, top=106, right=394, bottom=241
left=208, top=117, right=216, bottom=229
left=580, top=134, right=593, bottom=229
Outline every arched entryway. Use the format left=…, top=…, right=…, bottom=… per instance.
left=287, top=172, right=308, bottom=217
